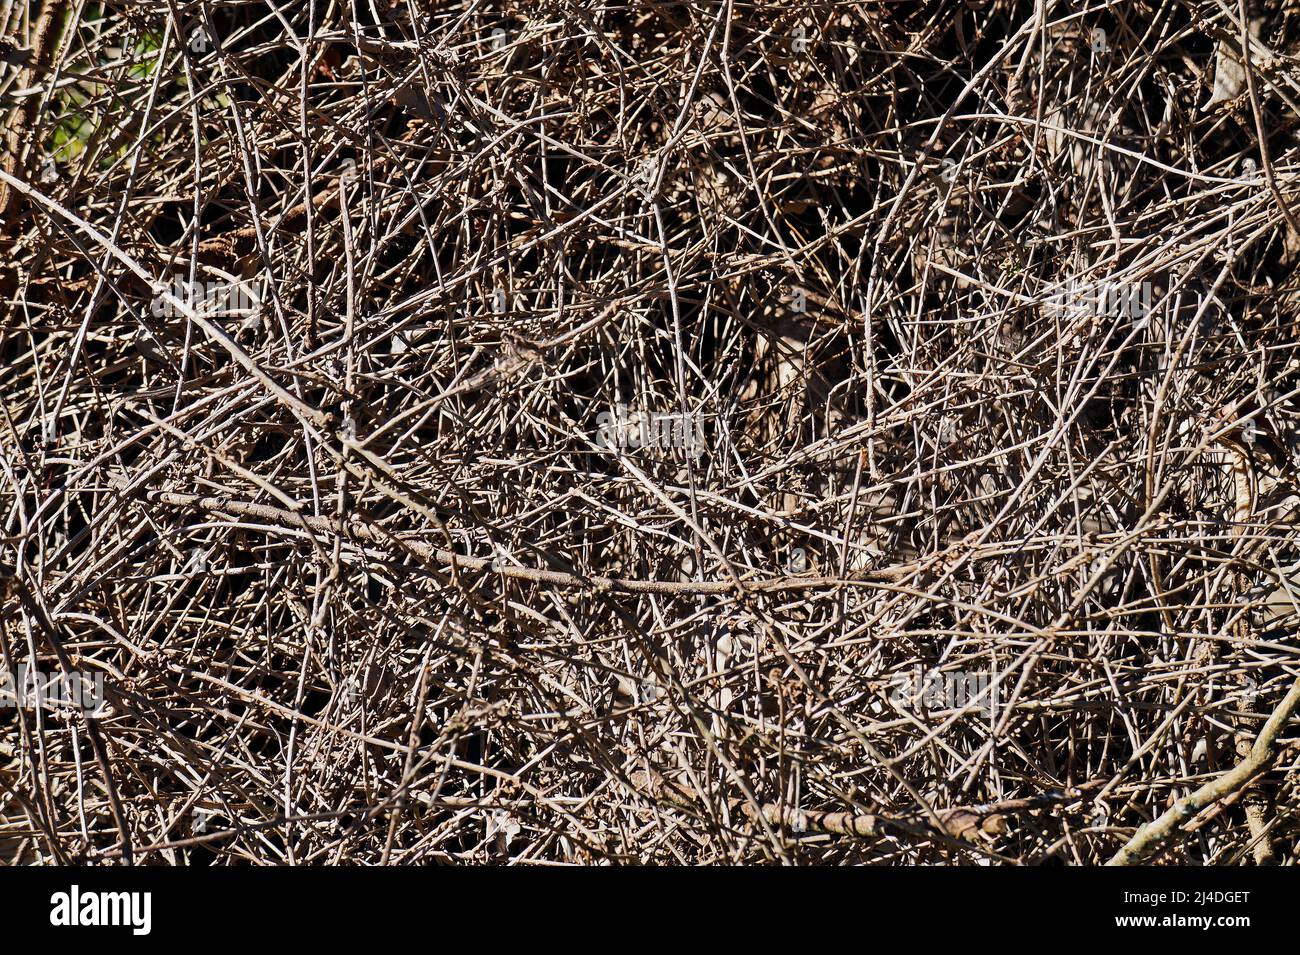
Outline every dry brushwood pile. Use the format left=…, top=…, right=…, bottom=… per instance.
left=4, top=0, right=1300, bottom=867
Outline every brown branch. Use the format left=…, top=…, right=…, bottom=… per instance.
left=1107, top=673, right=1300, bottom=865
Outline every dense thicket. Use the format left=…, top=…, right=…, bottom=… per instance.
left=2, top=0, right=1299, bottom=864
